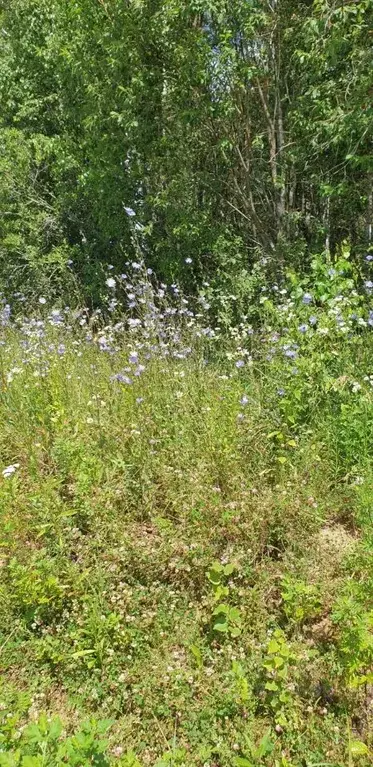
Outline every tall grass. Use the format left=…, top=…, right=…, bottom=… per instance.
left=0, top=258, right=372, bottom=765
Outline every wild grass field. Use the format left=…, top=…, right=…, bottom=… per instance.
left=0, top=257, right=372, bottom=766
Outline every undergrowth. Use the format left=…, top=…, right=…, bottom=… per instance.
left=0, top=251, right=372, bottom=766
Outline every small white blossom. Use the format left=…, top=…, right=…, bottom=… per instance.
left=2, top=463, right=20, bottom=479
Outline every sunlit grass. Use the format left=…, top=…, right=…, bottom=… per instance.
left=0, top=287, right=372, bottom=765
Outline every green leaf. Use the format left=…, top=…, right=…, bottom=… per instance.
left=23, top=724, right=43, bottom=744
left=213, top=603, right=229, bottom=615
left=279, top=691, right=291, bottom=703
left=213, top=619, right=228, bottom=632
left=119, top=751, right=143, bottom=767
left=267, top=639, right=280, bottom=654
left=214, top=585, right=229, bottom=600
left=48, top=717, right=63, bottom=740
left=234, top=758, right=253, bottom=767
left=228, top=607, right=242, bottom=623
left=207, top=569, right=221, bottom=585
left=273, top=655, right=284, bottom=668
left=224, top=563, right=235, bottom=576
left=256, top=731, right=274, bottom=758
left=265, top=680, right=279, bottom=691
left=21, top=758, right=42, bottom=767
left=190, top=644, right=203, bottom=668
left=349, top=740, right=369, bottom=757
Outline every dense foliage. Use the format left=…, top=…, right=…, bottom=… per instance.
left=1, top=2, right=373, bottom=764
left=0, top=0, right=372, bottom=301
left=1, top=259, right=373, bottom=765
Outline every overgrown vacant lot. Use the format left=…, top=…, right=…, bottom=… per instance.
left=0, top=271, right=372, bottom=766
left=1, top=0, right=372, bottom=762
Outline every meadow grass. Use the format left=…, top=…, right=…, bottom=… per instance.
left=0, top=277, right=372, bottom=766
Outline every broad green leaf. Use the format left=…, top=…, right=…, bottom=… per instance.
left=224, top=563, right=235, bottom=576
left=267, top=639, right=281, bottom=654
left=213, top=603, right=229, bottom=615
left=256, top=731, right=274, bottom=758
left=349, top=740, right=369, bottom=757
left=265, top=680, right=279, bottom=691
left=229, top=607, right=242, bottom=623
left=213, top=619, right=228, bottom=632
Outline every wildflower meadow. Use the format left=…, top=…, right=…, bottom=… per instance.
left=0, top=249, right=373, bottom=766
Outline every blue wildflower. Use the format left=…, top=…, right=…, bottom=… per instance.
left=240, top=394, right=249, bottom=406
left=111, top=373, right=132, bottom=384
left=235, top=360, right=245, bottom=368
left=49, top=309, right=63, bottom=326
left=298, top=324, right=308, bottom=333
left=302, top=293, right=312, bottom=305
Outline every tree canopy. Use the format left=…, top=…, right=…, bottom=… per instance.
left=0, top=0, right=372, bottom=302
